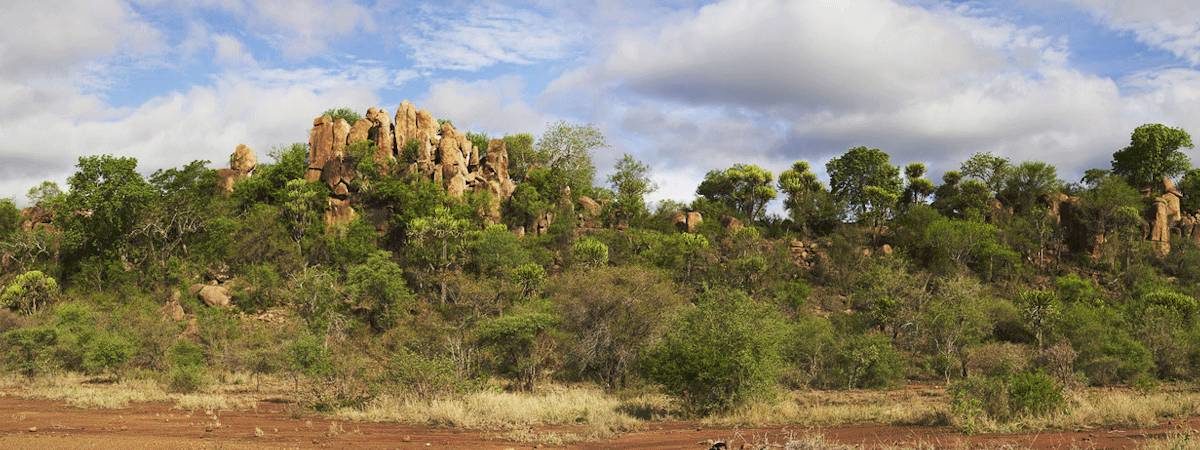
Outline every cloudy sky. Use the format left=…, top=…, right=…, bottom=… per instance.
left=3, top=0, right=1200, bottom=207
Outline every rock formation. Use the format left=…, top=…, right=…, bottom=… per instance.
left=19, top=205, right=53, bottom=232
left=189, top=283, right=231, bottom=308
left=216, top=144, right=257, bottom=194
left=1150, top=177, right=1184, bottom=256
left=577, top=196, right=602, bottom=229
left=304, top=102, right=518, bottom=226
left=672, top=211, right=703, bottom=233
left=320, top=155, right=358, bottom=228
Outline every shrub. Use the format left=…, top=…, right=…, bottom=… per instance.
left=966, top=342, right=1031, bottom=377
left=571, top=237, right=609, bottom=268
left=288, top=334, right=332, bottom=379
left=346, top=251, right=414, bottom=331
left=475, top=304, right=559, bottom=391
left=81, top=332, right=133, bottom=375
left=322, top=107, right=361, bottom=125
left=551, top=266, right=686, bottom=388
left=381, top=349, right=473, bottom=399
left=0, top=271, right=59, bottom=315
left=950, top=371, right=1065, bottom=430
left=643, top=289, right=787, bottom=415
left=820, top=333, right=905, bottom=389
left=167, top=341, right=207, bottom=393
left=1, top=327, right=57, bottom=376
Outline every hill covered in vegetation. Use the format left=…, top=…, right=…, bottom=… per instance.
left=2, top=103, right=1199, bottom=425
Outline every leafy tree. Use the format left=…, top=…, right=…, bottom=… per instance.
left=821, top=333, right=905, bottom=389
left=960, top=152, right=1011, bottom=194
left=571, top=237, right=609, bottom=268
left=346, top=251, right=413, bottom=331
left=231, top=144, right=309, bottom=207
left=551, top=266, right=686, bottom=388
left=535, top=121, right=608, bottom=192
left=696, top=164, right=777, bottom=220
left=502, top=133, right=538, bottom=182
left=999, top=161, right=1060, bottom=213
left=1111, top=123, right=1193, bottom=190
left=407, top=206, right=471, bottom=304
left=475, top=303, right=560, bottom=391
left=1017, top=290, right=1060, bottom=349
left=26, top=181, right=63, bottom=206
left=465, top=131, right=489, bottom=155
left=826, top=146, right=902, bottom=221
left=467, top=224, right=531, bottom=277
left=1181, top=169, right=1200, bottom=213
left=608, top=154, right=656, bottom=225
left=0, top=271, right=58, bottom=314
left=902, top=162, right=935, bottom=206
left=322, top=107, right=361, bottom=125
left=920, top=276, right=992, bottom=380
left=0, top=199, right=19, bottom=237
left=779, top=161, right=841, bottom=233
left=644, top=289, right=787, bottom=415
left=280, top=179, right=327, bottom=247
left=58, top=155, right=156, bottom=267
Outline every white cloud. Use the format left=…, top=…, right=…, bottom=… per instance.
left=420, top=76, right=547, bottom=135
left=212, top=33, right=257, bottom=67
left=401, top=3, right=579, bottom=71
left=1069, top=0, right=1200, bottom=64
left=246, top=0, right=374, bottom=59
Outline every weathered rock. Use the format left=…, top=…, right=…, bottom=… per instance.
left=160, top=295, right=185, bottom=322
left=321, top=156, right=358, bottom=228
left=722, top=216, right=744, bottom=233
left=332, top=118, right=351, bottom=157
left=191, top=283, right=231, bottom=308
left=307, top=115, right=338, bottom=181
left=672, top=211, right=703, bottom=233
left=577, top=196, right=602, bottom=228
left=880, top=244, right=894, bottom=256
left=348, top=116, right=372, bottom=145
left=1151, top=197, right=1172, bottom=256
left=533, top=211, right=554, bottom=235
left=437, top=122, right=473, bottom=198
left=230, top=144, right=257, bottom=175
left=19, top=205, right=53, bottom=231
left=217, top=144, right=258, bottom=194
left=363, top=107, right=396, bottom=164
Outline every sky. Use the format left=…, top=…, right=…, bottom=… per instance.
left=3, top=0, right=1200, bottom=209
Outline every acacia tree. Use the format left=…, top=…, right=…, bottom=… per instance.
left=696, top=164, right=777, bottom=220
left=1111, top=123, right=1194, bottom=190
left=826, top=146, right=902, bottom=220
left=59, top=155, right=156, bottom=266
left=607, top=154, right=656, bottom=225
left=535, top=122, right=608, bottom=192
left=960, top=152, right=1011, bottom=195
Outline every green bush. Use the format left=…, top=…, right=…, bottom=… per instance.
left=1, top=327, right=58, bottom=376
left=81, top=333, right=133, bottom=375
left=820, top=333, right=905, bottom=389
left=950, top=371, right=1065, bottom=430
left=571, top=237, right=609, bottom=268
left=166, top=341, right=207, bottom=393
left=643, top=289, right=787, bottom=415
left=288, top=334, right=332, bottom=379
left=0, top=271, right=59, bottom=315
left=382, top=349, right=473, bottom=398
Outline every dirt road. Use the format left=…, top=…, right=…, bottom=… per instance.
left=0, top=397, right=1192, bottom=449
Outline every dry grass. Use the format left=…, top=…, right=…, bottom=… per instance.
left=705, top=386, right=950, bottom=428
left=964, top=386, right=1200, bottom=433
left=336, top=384, right=641, bottom=438
left=0, top=373, right=271, bottom=411
left=1144, top=430, right=1200, bottom=450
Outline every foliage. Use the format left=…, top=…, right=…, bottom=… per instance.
left=570, top=237, right=609, bottom=268
left=1, top=271, right=59, bottom=314
left=1111, top=123, right=1194, bottom=189
left=643, top=289, right=787, bottom=415
left=779, top=160, right=842, bottom=233
left=826, top=146, right=902, bottom=221
left=0, top=198, right=18, bottom=237
left=696, top=164, right=777, bottom=220
left=322, top=107, right=361, bottom=125
left=535, top=121, right=608, bottom=192
left=608, top=154, right=656, bottom=225
left=167, top=340, right=207, bottom=393
left=346, top=251, right=413, bottom=331
left=475, top=303, right=560, bottom=391
left=951, top=371, right=1064, bottom=429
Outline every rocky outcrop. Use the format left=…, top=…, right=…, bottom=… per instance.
left=577, top=196, right=602, bottom=229
left=189, top=283, right=231, bottom=308
left=304, top=102, right=517, bottom=223
left=19, top=205, right=53, bottom=232
left=1150, top=177, right=1184, bottom=256
left=673, top=211, right=703, bottom=233
left=216, top=144, right=257, bottom=194
left=321, top=155, right=358, bottom=228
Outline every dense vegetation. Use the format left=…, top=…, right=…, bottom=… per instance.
left=2, top=119, right=1199, bottom=424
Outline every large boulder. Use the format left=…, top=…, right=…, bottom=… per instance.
left=673, top=211, right=703, bottom=233
left=307, top=115, right=339, bottom=181
left=189, top=283, right=231, bottom=308
left=217, top=144, right=258, bottom=194
left=321, top=156, right=358, bottom=228
left=363, top=107, right=396, bottom=164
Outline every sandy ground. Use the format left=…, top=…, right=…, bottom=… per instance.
left=0, top=396, right=1194, bottom=449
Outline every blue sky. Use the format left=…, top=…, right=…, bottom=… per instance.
left=3, top=0, right=1200, bottom=207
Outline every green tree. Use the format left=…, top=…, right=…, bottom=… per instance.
left=608, top=154, right=656, bottom=225
left=58, top=155, right=156, bottom=265
left=26, top=181, right=63, bottom=206
left=408, top=206, right=471, bottom=304
left=1017, top=290, right=1060, bottom=349
left=0, top=199, right=19, bottom=237
left=826, top=146, right=902, bottom=220
left=696, top=164, right=777, bottom=220
left=960, top=152, right=1011, bottom=194
left=1111, top=123, right=1194, bottom=189
left=999, top=161, right=1060, bottom=213
left=551, top=267, right=686, bottom=388
left=644, top=289, right=787, bottom=415
left=346, top=251, right=414, bottom=331
left=502, top=133, right=538, bottom=182
left=535, top=121, right=608, bottom=192
left=1181, top=169, right=1200, bottom=213
left=902, top=162, right=935, bottom=206
left=0, top=271, right=59, bottom=315
left=475, top=303, right=559, bottom=391
left=778, top=160, right=841, bottom=233
left=571, top=237, right=609, bottom=268
left=322, top=107, right=361, bottom=125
